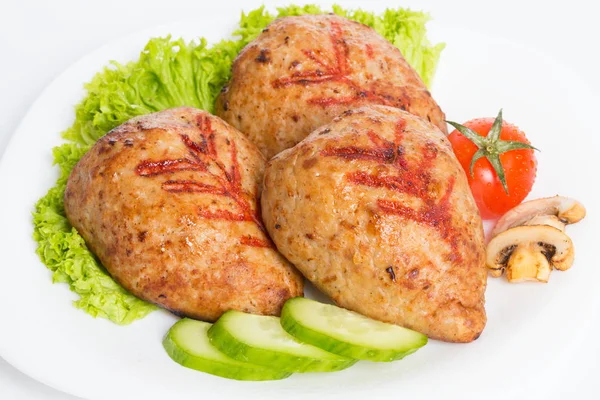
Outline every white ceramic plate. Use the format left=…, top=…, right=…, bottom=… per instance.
left=0, top=3, right=598, bottom=400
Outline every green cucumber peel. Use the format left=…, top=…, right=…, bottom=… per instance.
left=208, top=310, right=356, bottom=373
left=163, top=318, right=291, bottom=381
left=281, top=298, right=427, bottom=362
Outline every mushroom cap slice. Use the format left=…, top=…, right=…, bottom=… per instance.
left=524, top=215, right=565, bottom=232
left=491, top=196, right=586, bottom=237
left=486, top=225, right=575, bottom=274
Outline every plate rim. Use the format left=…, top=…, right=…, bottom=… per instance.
left=1, top=9, right=600, bottom=400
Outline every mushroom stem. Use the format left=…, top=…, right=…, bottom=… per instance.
left=505, top=243, right=551, bottom=283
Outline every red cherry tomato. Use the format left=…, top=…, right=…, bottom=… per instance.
left=447, top=113, right=537, bottom=220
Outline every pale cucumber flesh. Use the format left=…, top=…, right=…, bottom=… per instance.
left=163, top=318, right=291, bottom=381
left=208, top=310, right=356, bottom=372
left=281, top=297, right=427, bottom=362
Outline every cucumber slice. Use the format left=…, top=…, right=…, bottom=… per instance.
left=163, top=318, right=291, bottom=381
left=208, top=310, right=356, bottom=373
left=281, top=297, right=427, bottom=362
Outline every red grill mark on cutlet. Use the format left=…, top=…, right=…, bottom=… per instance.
left=320, top=145, right=395, bottom=163
left=197, top=209, right=252, bottom=222
left=341, top=91, right=394, bottom=110
left=307, top=91, right=395, bottom=107
left=240, top=235, right=272, bottom=248
left=365, top=44, right=374, bottom=59
left=135, top=113, right=271, bottom=248
left=271, top=20, right=399, bottom=108
left=161, top=180, right=226, bottom=195
left=377, top=177, right=459, bottom=257
left=136, top=158, right=204, bottom=176
left=321, top=120, right=407, bottom=167
left=322, top=118, right=462, bottom=261
left=330, top=20, right=350, bottom=74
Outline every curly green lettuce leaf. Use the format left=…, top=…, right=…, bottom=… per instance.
left=63, top=36, right=245, bottom=145
left=34, top=4, right=444, bottom=325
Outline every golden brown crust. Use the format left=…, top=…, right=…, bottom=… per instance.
left=262, top=105, right=486, bottom=342
left=64, top=107, right=303, bottom=321
left=216, top=14, right=447, bottom=159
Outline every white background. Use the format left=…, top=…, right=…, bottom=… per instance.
left=1, top=0, right=598, bottom=399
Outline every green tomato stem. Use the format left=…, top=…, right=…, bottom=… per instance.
left=446, top=109, right=537, bottom=195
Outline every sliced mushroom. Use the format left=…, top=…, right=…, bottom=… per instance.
left=523, top=215, right=565, bottom=232
left=486, top=225, right=574, bottom=282
left=491, top=196, right=586, bottom=237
